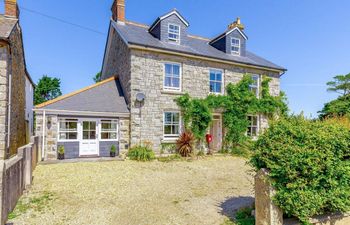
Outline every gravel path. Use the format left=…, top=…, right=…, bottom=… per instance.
left=8, top=156, right=254, bottom=225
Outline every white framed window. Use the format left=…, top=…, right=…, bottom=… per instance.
left=58, top=119, right=78, bottom=141
left=164, top=63, right=181, bottom=91
left=168, top=23, right=180, bottom=43
left=209, top=69, right=223, bottom=94
left=100, top=120, right=118, bottom=140
left=247, top=115, right=259, bottom=137
left=249, top=74, right=260, bottom=97
left=231, top=37, right=240, bottom=55
left=163, top=112, right=180, bottom=139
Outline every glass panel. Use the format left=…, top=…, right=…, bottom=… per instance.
left=172, top=77, right=180, bottom=88
left=90, top=131, right=96, bottom=139
left=110, top=132, right=117, bottom=139
left=210, top=82, right=215, bottom=92
left=164, top=125, right=171, bottom=134
left=83, top=131, right=89, bottom=140
left=173, top=65, right=180, bottom=76
left=252, top=117, right=258, bottom=126
left=101, top=122, right=110, bottom=130
left=216, top=83, right=222, bottom=93
left=173, top=113, right=180, bottom=123
left=110, top=122, right=117, bottom=130
left=69, top=132, right=77, bottom=140
left=210, top=72, right=216, bottom=81
left=173, top=125, right=179, bottom=135
left=83, top=122, right=89, bottom=130
left=165, top=64, right=172, bottom=74
left=101, top=132, right=108, bottom=139
left=59, top=133, right=67, bottom=140
left=60, top=122, right=67, bottom=130
left=216, top=73, right=222, bottom=81
left=164, top=113, right=172, bottom=124
left=68, top=122, right=77, bottom=130
left=164, top=77, right=171, bottom=87
left=90, top=122, right=96, bottom=130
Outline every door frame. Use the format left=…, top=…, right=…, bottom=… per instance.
left=210, top=113, right=223, bottom=151
left=78, top=118, right=100, bottom=157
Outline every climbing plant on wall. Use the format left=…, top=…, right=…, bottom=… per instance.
left=175, top=74, right=288, bottom=150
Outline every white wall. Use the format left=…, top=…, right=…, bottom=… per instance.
left=25, top=76, right=34, bottom=139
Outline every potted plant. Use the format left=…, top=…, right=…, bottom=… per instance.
left=110, top=145, right=117, bottom=157
left=58, top=145, right=65, bottom=160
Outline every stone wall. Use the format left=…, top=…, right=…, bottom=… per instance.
left=255, top=169, right=350, bottom=225
left=8, top=24, right=27, bottom=157
left=35, top=114, right=58, bottom=160
left=128, top=49, right=281, bottom=152
left=119, top=117, right=130, bottom=157
left=101, top=25, right=131, bottom=103
left=0, top=136, right=39, bottom=225
left=0, top=45, right=9, bottom=160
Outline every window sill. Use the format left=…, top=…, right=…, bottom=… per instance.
left=161, top=90, right=184, bottom=95
left=161, top=138, right=178, bottom=144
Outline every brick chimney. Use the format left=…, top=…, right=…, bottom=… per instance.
left=228, top=17, right=244, bottom=30
left=111, top=0, right=125, bottom=23
left=5, top=0, right=19, bottom=18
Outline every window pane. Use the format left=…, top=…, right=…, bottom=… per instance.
left=90, top=131, right=96, bottom=139
left=210, top=82, right=215, bottom=92
left=164, top=113, right=172, bottom=124
left=216, top=73, right=222, bottom=81
left=216, top=83, right=222, bottom=93
left=173, top=65, right=180, bottom=76
left=110, top=132, right=117, bottom=139
left=164, top=77, right=171, bottom=87
left=173, top=113, right=180, bottom=123
left=83, top=122, right=89, bottom=130
left=164, top=125, right=171, bottom=134
left=59, top=133, right=67, bottom=140
left=173, top=125, right=179, bottom=135
left=165, top=64, right=172, bottom=74
left=210, top=72, right=215, bottom=81
left=69, top=132, right=77, bottom=140
left=90, top=122, right=96, bottom=130
left=68, top=122, right=77, bottom=130
left=101, top=122, right=110, bottom=130
left=83, top=131, right=89, bottom=139
left=172, top=77, right=180, bottom=88
left=60, top=122, right=67, bottom=130
left=101, top=132, right=108, bottom=139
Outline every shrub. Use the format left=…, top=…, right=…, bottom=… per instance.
left=176, top=131, right=195, bottom=157
left=235, top=207, right=255, bottom=225
left=127, top=145, right=155, bottom=161
left=58, top=146, right=64, bottom=154
left=250, top=116, right=350, bottom=224
left=110, top=145, right=116, bottom=153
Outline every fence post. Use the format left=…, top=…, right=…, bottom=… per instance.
left=255, top=169, right=283, bottom=225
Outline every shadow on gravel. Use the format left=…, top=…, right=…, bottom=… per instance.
left=219, top=196, right=255, bottom=219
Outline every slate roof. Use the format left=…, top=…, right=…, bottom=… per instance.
left=113, top=21, right=286, bottom=71
left=0, top=15, right=17, bottom=39
left=36, top=77, right=129, bottom=114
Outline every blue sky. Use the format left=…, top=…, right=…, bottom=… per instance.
left=5, top=0, right=350, bottom=117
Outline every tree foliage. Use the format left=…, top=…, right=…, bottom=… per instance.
left=93, top=72, right=102, bottom=83
left=175, top=74, right=288, bottom=149
left=319, top=94, right=350, bottom=119
left=250, top=116, right=350, bottom=224
left=326, top=73, right=350, bottom=96
left=34, top=75, right=62, bottom=105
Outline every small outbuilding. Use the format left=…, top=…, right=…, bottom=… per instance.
left=34, top=76, right=130, bottom=160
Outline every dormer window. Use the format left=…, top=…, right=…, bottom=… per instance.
left=231, top=37, right=240, bottom=55
left=168, top=24, right=180, bottom=43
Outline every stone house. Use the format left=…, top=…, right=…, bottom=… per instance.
left=0, top=0, right=34, bottom=159
left=35, top=0, right=286, bottom=160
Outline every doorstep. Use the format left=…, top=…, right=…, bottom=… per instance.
left=39, top=157, right=124, bottom=165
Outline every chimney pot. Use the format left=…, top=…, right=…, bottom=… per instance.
left=112, top=0, right=125, bottom=23
left=228, top=17, right=244, bottom=31
left=5, top=0, right=19, bottom=18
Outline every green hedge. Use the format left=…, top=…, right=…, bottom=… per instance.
left=251, top=116, right=350, bottom=224
left=128, top=145, right=155, bottom=161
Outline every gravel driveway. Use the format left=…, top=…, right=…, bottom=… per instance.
left=8, top=156, right=254, bottom=225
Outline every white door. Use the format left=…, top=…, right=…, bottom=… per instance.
left=80, top=120, right=99, bottom=156
left=210, top=115, right=223, bottom=151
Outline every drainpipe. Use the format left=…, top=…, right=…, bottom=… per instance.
left=41, top=110, right=46, bottom=160
left=6, top=72, right=12, bottom=157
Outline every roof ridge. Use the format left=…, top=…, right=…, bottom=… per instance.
left=187, top=34, right=211, bottom=41
left=35, top=76, right=118, bottom=109
left=125, top=20, right=149, bottom=28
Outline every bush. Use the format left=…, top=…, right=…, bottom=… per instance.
left=235, top=207, right=255, bottom=225
left=127, top=145, right=155, bottom=161
left=176, top=131, right=195, bottom=157
left=250, top=116, right=350, bottom=224
left=110, top=145, right=116, bottom=153
left=58, top=146, right=64, bottom=154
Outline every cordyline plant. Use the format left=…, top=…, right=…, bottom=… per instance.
left=176, top=131, right=195, bottom=157
left=175, top=74, right=288, bottom=150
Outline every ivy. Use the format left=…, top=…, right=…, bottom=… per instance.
left=175, top=74, right=288, bottom=149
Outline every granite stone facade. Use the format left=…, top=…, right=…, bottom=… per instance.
left=0, top=22, right=27, bottom=159
left=125, top=49, right=281, bottom=152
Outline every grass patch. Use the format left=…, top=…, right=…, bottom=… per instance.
left=8, top=191, right=55, bottom=219
left=157, top=154, right=183, bottom=162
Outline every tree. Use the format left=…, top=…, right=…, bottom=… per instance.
left=319, top=94, right=350, bottom=119
left=34, top=75, right=62, bottom=105
left=326, top=73, right=350, bottom=96
left=93, top=72, right=102, bottom=83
